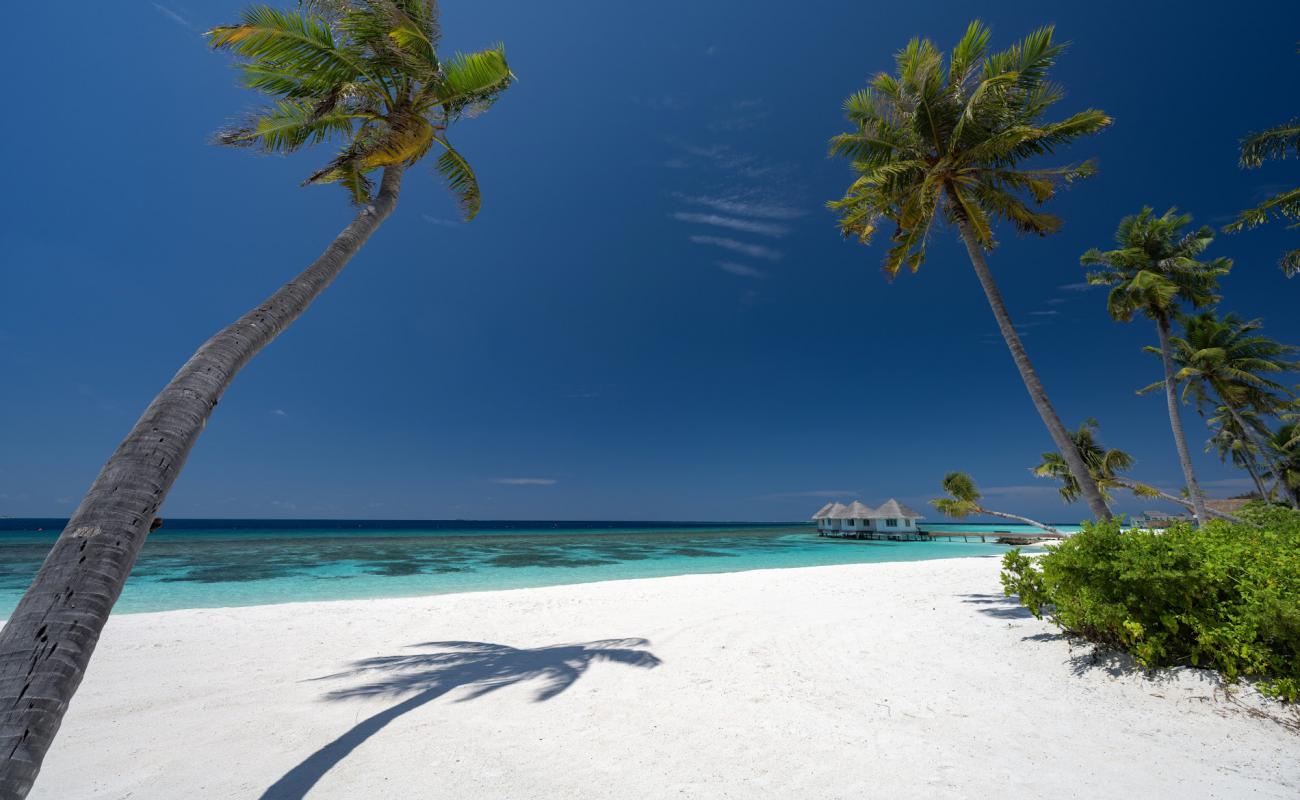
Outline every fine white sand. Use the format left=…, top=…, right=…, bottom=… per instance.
left=28, top=557, right=1300, bottom=799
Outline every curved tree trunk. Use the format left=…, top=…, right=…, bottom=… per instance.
left=0, top=167, right=404, bottom=799
left=975, top=507, right=1061, bottom=535
left=1111, top=478, right=1242, bottom=523
left=1221, top=403, right=1283, bottom=502
left=953, top=218, right=1113, bottom=522
left=1154, top=315, right=1209, bottom=527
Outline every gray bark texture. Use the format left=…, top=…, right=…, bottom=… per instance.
left=1111, top=478, right=1241, bottom=524
left=1155, top=315, right=1209, bottom=527
left=976, top=507, right=1062, bottom=535
left=953, top=217, right=1114, bottom=522
left=0, top=166, right=404, bottom=800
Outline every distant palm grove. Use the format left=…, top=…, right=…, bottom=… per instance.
left=1, top=7, right=1298, bottom=798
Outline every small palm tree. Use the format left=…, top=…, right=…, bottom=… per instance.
left=1161, top=311, right=1298, bottom=490
left=1264, top=423, right=1300, bottom=508
left=1223, top=45, right=1300, bottom=277
left=931, top=471, right=1060, bottom=534
left=0, top=3, right=512, bottom=795
left=1033, top=419, right=1133, bottom=504
left=1205, top=406, right=1270, bottom=499
left=827, top=20, right=1114, bottom=522
left=1034, top=418, right=1242, bottom=523
left=1083, top=208, right=1231, bottom=526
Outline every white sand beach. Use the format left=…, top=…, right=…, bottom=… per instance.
left=27, top=556, right=1300, bottom=799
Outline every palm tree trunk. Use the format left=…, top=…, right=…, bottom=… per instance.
left=0, top=166, right=404, bottom=799
left=953, top=218, right=1113, bottom=522
left=1154, top=315, right=1209, bottom=527
left=975, top=507, right=1062, bottom=535
left=1111, top=478, right=1241, bottom=523
left=1221, top=403, right=1283, bottom=501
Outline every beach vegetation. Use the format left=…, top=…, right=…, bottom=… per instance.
left=1001, top=506, right=1300, bottom=702
left=1083, top=208, right=1232, bottom=526
left=826, top=20, right=1115, bottom=521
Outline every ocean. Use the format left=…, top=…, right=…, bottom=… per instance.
left=0, top=519, right=1078, bottom=616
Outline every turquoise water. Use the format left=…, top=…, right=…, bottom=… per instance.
left=0, top=519, right=1057, bottom=616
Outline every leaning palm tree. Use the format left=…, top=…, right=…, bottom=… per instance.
left=1222, top=45, right=1300, bottom=277
left=0, top=3, right=512, bottom=796
left=827, top=20, right=1114, bottom=521
left=1205, top=406, right=1270, bottom=499
left=1263, top=423, right=1300, bottom=508
left=931, top=472, right=1060, bottom=534
left=1033, top=418, right=1242, bottom=523
left=1161, top=310, right=1298, bottom=488
left=1083, top=208, right=1231, bottom=526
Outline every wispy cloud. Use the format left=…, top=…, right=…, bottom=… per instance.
left=672, top=212, right=790, bottom=237
left=1046, top=298, right=1067, bottom=305
left=271, top=499, right=298, bottom=511
left=567, top=392, right=600, bottom=399
left=271, top=408, right=288, bottom=417
left=1059, top=282, right=1095, bottom=291
left=716, top=261, right=766, bottom=280
left=423, top=214, right=460, bottom=227
left=1030, top=310, right=1060, bottom=316
left=492, top=478, right=558, bottom=486
left=153, top=3, right=195, bottom=31
left=689, top=236, right=782, bottom=260
left=676, top=193, right=806, bottom=220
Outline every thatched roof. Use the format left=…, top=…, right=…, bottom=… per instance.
left=811, top=502, right=836, bottom=520
left=828, top=502, right=853, bottom=519
left=843, top=501, right=876, bottom=519
left=1206, top=498, right=1249, bottom=514
left=873, top=498, right=923, bottom=519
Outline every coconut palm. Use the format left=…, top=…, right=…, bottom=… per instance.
left=1159, top=311, right=1298, bottom=489
left=827, top=20, right=1114, bottom=522
left=1223, top=47, right=1300, bottom=278
left=1263, top=423, right=1300, bottom=508
left=1082, top=208, right=1231, bottom=526
left=0, top=3, right=513, bottom=795
left=931, top=472, right=1060, bottom=534
left=1033, top=419, right=1133, bottom=504
left=1033, top=418, right=1242, bottom=523
left=1205, top=406, right=1270, bottom=499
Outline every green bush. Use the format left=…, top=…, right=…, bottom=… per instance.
left=1001, top=503, right=1300, bottom=701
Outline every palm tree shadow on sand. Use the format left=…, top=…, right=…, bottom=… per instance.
left=259, top=639, right=662, bottom=800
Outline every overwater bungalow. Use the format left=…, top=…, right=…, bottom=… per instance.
left=813, top=499, right=925, bottom=540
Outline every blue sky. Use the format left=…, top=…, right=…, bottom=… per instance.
left=2, top=1, right=1298, bottom=522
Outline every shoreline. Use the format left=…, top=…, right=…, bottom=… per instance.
left=26, top=556, right=1299, bottom=799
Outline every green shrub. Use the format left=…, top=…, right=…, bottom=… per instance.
left=1001, top=503, right=1300, bottom=702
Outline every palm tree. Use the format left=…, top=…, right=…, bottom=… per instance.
left=0, top=4, right=513, bottom=796
left=1034, top=419, right=1243, bottom=523
left=1033, top=419, right=1133, bottom=504
left=1205, top=406, right=1270, bottom=499
left=1223, top=45, right=1300, bottom=277
left=1083, top=208, right=1231, bottom=526
left=1161, top=311, right=1298, bottom=490
left=826, top=21, right=1114, bottom=522
left=1263, top=423, right=1300, bottom=508
left=930, top=472, right=1061, bottom=534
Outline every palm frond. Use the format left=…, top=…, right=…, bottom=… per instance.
left=432, top=137, right=481, bottom=220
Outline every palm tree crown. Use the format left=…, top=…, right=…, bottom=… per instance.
left=827, top=20, right=1111, bottom=276
left=1164, top=312, right=1298, bottom=416
left=1223, top=45, right=1300, bottom=278
left=1033, top=419, right=1134, bottom=504
left=207, top=0, right=512, bottom=213
left=1083, top=208, right=1230, bottom=323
